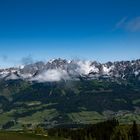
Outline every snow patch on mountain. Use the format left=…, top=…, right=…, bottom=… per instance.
left=6, top=73, right=20, bottom=80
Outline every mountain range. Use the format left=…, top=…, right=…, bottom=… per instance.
left=0, top=58, right=140, bottom=82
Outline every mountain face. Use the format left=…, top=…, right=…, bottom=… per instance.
left=0, top=58, right=140, bottom=82
left=0, top=59, right=140, bottom=130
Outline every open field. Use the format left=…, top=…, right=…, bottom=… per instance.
left=0, top=131, right=66, bottom=140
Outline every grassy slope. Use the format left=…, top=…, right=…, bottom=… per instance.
left=0, top=132, right=66, bottom=140
left=0, top=79, right=140, bottom=129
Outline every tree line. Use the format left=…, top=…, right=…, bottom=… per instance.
left=47, top=119, right=140, bottom=140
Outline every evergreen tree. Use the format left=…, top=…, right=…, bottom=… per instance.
left=129, top=121, right=139, bottom=140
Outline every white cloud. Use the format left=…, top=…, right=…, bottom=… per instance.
left=115, top=17, right=127, bottom=29
left=116, top=16, right=140, bottom=32
left=76, top=60, right=99, bottom=75
left=102, top=65, right=114, bottom=75
left=32, top=69, right=70, bottom=82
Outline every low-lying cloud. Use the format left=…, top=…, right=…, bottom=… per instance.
left=76, top=60, right=98, bottom=75
left=32, top=69, right=70, bottom=82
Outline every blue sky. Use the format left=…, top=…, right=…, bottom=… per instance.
left=0, top=0, right=140, bottom=67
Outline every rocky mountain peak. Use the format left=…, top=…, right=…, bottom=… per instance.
left=0, top=59, right=140, bottom=82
